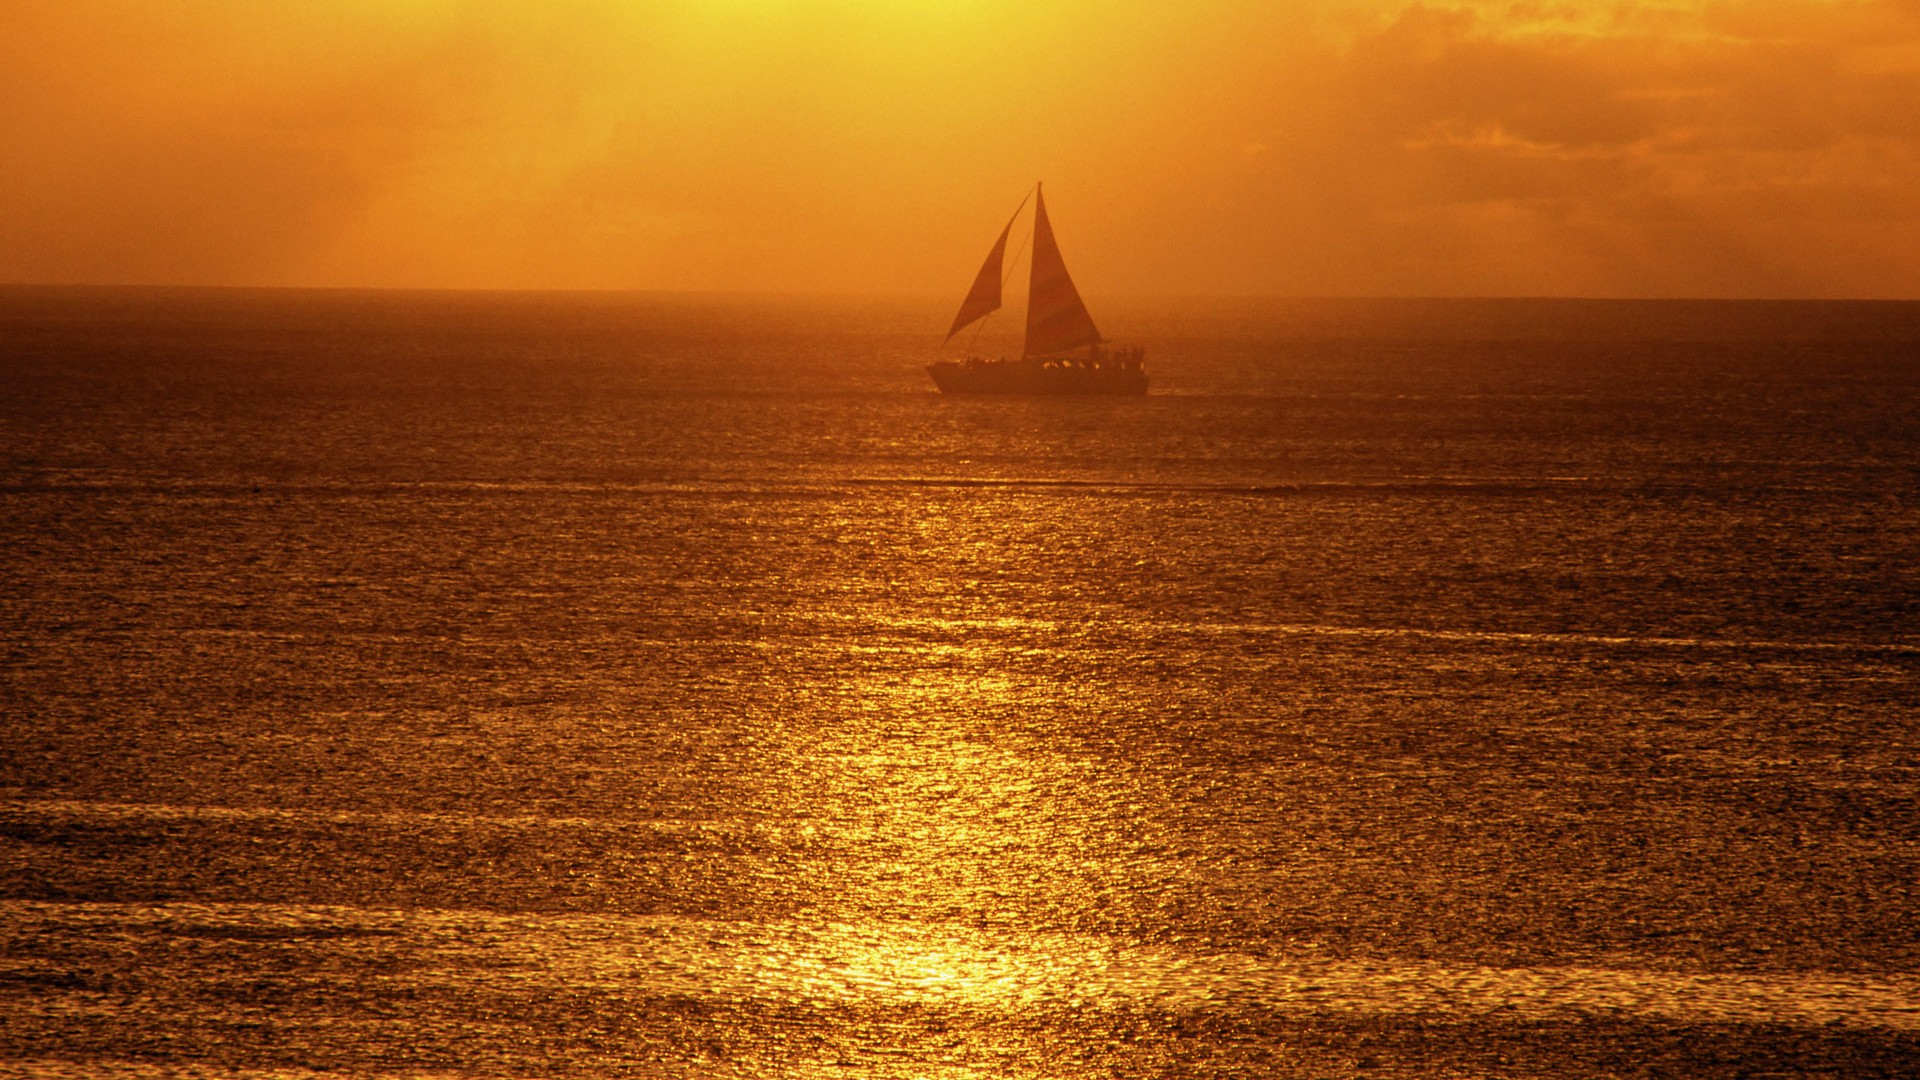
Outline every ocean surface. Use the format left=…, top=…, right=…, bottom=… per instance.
left=2, top=286, right=1918, bottom=1078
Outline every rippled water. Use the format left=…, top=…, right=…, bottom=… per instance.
left=3, top=288, right=1918, bottom=1076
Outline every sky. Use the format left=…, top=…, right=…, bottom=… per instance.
left=4, top=0, right=1919, bottom=298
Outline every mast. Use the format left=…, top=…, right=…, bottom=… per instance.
left=1022, top=182, right=1103, bottom=358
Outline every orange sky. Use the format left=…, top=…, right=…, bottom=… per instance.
left=5, top=1, right=1919, bottom=297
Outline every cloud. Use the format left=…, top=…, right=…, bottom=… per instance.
left=2, top=1, right=1917, bottom=296
left=0, top=1, right=666, bottom=285
left=0, top=2, right=484, bottom=283
left=1180, top=0, right=1920, bottom=295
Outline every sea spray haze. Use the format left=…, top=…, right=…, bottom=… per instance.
left=2, top=286, right=1918, bottom=1077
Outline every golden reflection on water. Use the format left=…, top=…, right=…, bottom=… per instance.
left=727, top=609, right=1920, bottom=1048
left=749, top=601, right=1137, bottom=1009
left=786, top=658, right=1132, bottom=925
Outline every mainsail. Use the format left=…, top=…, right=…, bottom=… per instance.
left=945, top=197, right=1028, bottom=342
left=1023, top=184, right=1103, bottom=358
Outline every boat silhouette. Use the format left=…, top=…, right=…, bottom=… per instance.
left=927, top=183, right=1148, bottom=395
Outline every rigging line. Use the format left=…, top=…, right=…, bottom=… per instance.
left=999, top=183, right=1037, bottom=296
left=984, top=210, right=1035, bottom=360
left=965, top=308, right=991, bottom=352
left=1002, top=230, right=1033, bottom=296
left=961, top=184, right=1037, bottom=356
left=963, top=232, right=1032, bottom=356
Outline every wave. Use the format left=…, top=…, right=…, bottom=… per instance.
left=3, top=898, right=1915, bottom=1030
left=0, top=798, right=736, bottom=838
left=1181, top=619, right=1920, bottom=655
left=0, top=474, right=1801, bottom=499
left=826, top=611, right=1920, bottom=655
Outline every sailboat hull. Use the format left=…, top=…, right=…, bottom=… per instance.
left=927, top=359, right=1147, bottom=396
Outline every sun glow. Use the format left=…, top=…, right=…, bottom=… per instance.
left=5, top=0, right=1919, bottom=295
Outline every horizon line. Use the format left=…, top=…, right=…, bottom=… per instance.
left=4, top=281, right=1920, bottom=305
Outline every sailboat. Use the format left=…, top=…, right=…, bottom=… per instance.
left=927, top=183, right=1148, bottom=395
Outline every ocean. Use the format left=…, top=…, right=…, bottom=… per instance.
left=2, top=286, right=1917, bottom=1077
